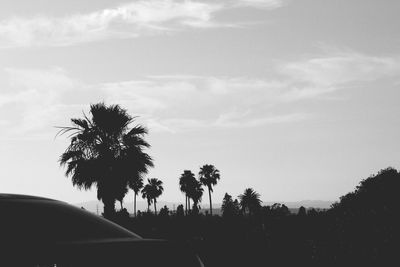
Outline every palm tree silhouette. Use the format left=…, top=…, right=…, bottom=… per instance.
left=58, top=103, right=153, bottom=218
left=188, top=179, right=204, bottom=212
left=179, top=170, right=196, bottom=215
left=116, top=186, right=128, bottom=210
left=129, top=177, right=143, bottom=217
left=142, top=178, right=164, bottom=215
left=141, top=184, right=153, bottom=213
left=199, top=164, right=220, bottom=215
left=238, top=188, right=262, bottom=216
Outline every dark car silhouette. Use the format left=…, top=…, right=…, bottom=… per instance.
left=0, top=194, right=204, bottom=267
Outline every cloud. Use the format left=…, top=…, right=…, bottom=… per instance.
left=234, top=0, right=286, bottom=9
left=0, top=1, right=222, bottom=47
left=214, top=111, right=310, bottom=128
left=0, top=68, right=85, bottom=138
left=278, top=51, right=400, bottom=101
left=2, top=50, right=396, bottom=137
left=0, top=68, right=305, bottom=138
left=0, top=0, right=284, bottom=48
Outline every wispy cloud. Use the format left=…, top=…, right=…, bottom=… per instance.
left=278, top=51, right=400, bottom=101
left=0, top=67, right=84, bottom=138
left=0, top=68, right=303, bottom=138
left=233, top=0, right=286, bottom=9
left=2, top=49, right=397, bottom=137
left=0, top=0, right=284, bottom=48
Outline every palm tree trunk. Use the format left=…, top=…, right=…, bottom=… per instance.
left=134, top=192, right=137, bottom=217
left=185, top=194, right=188, bottom=215
left=103, top=198, right=115, bottom=219
left=154, top=199, right=157, bottom=215
left=120, top=201, right=123, bottom=210
left=208, top=186, right=212, bottom=216
left=188, top=198, right=191, bottom=213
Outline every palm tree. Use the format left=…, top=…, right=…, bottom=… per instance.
left=188, top=179, right=204, bottom=212
left=142, top=178, right=164, bottom=215
left=238, top=188, right=262, bottom=216
left=179, top=170, right=195, bottom=215
left=199, top=164, right=220, bottom=215
left=141, top=184, right=153, bottom=213
left=129, top=177, right=143, bottom=217
left=116, top=186, right=128, bottom=210
left=58, top=103, right=153, bottom=218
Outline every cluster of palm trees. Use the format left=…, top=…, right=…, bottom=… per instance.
left=222, top=188, right=264, bottom=216
left=58, top=103, right=260, bottom=218
left=179, top=165, right=220, bottom=215
left=128, top=176, right=165, bottom=215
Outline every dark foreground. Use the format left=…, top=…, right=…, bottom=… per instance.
left=113, top=168, right=400, bottom=267
left=114, top=210, right=397, bottom=267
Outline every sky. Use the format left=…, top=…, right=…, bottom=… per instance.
left=1, top=0, right=400, bottom=207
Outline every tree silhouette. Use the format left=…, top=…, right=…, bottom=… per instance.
left=129, top=177, right=144, bottom=217
left=269, top=203, right=290, bottom=217
left=142, top=178, right=164, bottom=215
left=58, top=103, right=153, bottom=218
left=221, top=193, right=240, bottom=217
left=179, top=170, right=196, bottom=215
left=199, top=164, right=220, bottom=216
left=176, top=204, right=184, bottom=217
left=158, top=205, right=170, bottom=217
left=188, top=179, right=204, bottom=212
left=238, top=188, right=262, bottom=216
left=331, top=167, right=400, bottom=215
left=298, top=206, right=306, bottom=216
left=141, top=184, right=153, bottom=213
left=116, top=185, right=128, bottom=210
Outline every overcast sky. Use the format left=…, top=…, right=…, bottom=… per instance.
left=1, top=0, right=400, bottom=206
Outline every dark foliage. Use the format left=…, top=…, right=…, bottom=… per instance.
left=58, top=103, right=153, bottom=218
left=221, top=193, right=240, bottom=218
left=109, top=167, right=399, bottom=267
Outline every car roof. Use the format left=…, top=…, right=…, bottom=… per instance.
left=0, top=193, right=141, bottom=243
left=0, top=193, right=58, bottom=201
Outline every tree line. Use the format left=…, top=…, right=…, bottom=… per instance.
left=118, top=167, right=399, bottom=267
left=58, top=103, right=227, bottom=218
left=57, top=103, right=399, bottom=266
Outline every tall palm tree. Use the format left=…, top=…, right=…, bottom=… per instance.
left=238, top=188, right=262, bottom=216
left=179, top=170, right=195, bottom=215
left=142, top=178, right=164, bottom=215
left=199, top=164, right=220, bottom=215
left=58, top=103, right=153, bottom=218
left=129, top=177, right=143, bottom=217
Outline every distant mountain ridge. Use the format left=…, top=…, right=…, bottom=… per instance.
left=73, top=199, right=334, bottom=215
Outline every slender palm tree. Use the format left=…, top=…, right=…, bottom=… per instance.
left=238, top=188, right=262, bottom=216
left=199, top=164, right=220, bottom=215
left=179, top=170, right=195, bottom=215
left=141, top=185, right=153, bottom=213
left=142, top=178, right=164, bottom=215
left=129, top=177, right=143, bottom=217
left=58, top=103, right=153, bottom=218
